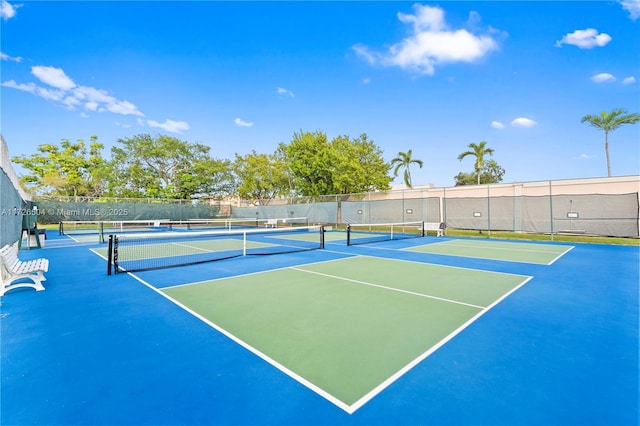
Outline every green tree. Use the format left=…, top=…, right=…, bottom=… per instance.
left=454, top=159, right=505, bottom=186
left=281, top=131, right=391, bottom=196
left=581, top=108, right=640, bottom=177
left=279, top=130, right=332, bottom=197
left=85, top=139, right=111, bottom=197
left=390, top=149, right=423, bottom=188
left=108, top=134, right=232, bottom=199
left=177, top=156, right=235, bottom=199
left=234, top=150, right=290, bottom=203
left=457, top=141, right=495, bottom=185
left=330, top=133, right=391, bottom=194
left=12, top=136, right=107, bottom=197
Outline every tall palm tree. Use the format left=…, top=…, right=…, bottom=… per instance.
left=457, top=141, right=494, bottom=185
left=390, top=150, right=423, bottom=188
left=581, top=108, right=640, bottom=177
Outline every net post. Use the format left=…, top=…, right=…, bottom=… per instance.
left=59, top=221, right=64, bottom=236
left=243, top=231, right=247, bottom=256
left=98, top=221, right=105, bottom=244
left=421, top=221, right=425, bottom=237
left=107, top=234, right=113, bottom=276
left=346, top=224, right=352, bottom=246
left=320, top=225, right=325, bottom=249
left=113, top=235, right=120, bottom=274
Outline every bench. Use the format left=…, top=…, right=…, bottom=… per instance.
left=425, top=222, right=446, bottom=237
left=0, top=244, right=49, bottom=297
left=265, top=219, right=278, bottom=228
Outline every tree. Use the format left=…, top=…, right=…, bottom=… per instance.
left=12, top=136, right=107, bottom=197
left=454, top=159, right=505, bottom=186
left=279, top=130, right=332, bottom=197
left=281, top=131, right=391, bottom=196
left=108, top=134, right=233, bottom=199
left=233, top=150, right=291, bottom=203
left=457, top=141, right=495, bottom=185
left=177, top=156, right=235, bottom=199
left=330, top=133, right=391, bottom=194
left=581, top=108, right=640, bottom=177
left=390, top=150, right=423, bottom=188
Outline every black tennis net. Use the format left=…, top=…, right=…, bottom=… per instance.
left=346, top=221, right=425, bottom=246
left=107, top=225, right=324, bottom=274
left=62, top=217, right=309, bottom=243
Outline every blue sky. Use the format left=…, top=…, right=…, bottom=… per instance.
left=1, top=1, right=639, bottom=188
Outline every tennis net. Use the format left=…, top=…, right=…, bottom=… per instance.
left=107, top=224, right=324, bottom=274
left=346, top=221, right=425, bottom=246
left=62, top=217, right=309, bottom=243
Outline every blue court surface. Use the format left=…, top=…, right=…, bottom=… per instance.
left=1, top=231, right=638, bottom=425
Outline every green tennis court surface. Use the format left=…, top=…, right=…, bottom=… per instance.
left=161, top=255, right=531, bottom=412
left=406, top=239, right=574, bottom=264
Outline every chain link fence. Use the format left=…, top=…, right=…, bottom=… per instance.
left=3, top=132, right=638, bottom=245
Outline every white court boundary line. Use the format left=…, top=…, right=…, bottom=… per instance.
left=126, top=271, right=353, bottom=413
left=401, top=239, right=575, bottom=265
left=124, top=254, right=532, bottom=415
left=347, top=272, right=534, bottom=413
left=290, top=266, right=485, bottom=309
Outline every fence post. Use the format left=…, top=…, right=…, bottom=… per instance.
left=549, top=180, right=554, bottom=241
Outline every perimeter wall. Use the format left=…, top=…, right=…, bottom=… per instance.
left=0, top=135, right=33, bottom=247
left=232, top=176, right=640, bottom=238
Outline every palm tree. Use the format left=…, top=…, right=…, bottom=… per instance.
left=390, top=150, right=423, bottom=188
left=581, top=108, right=640, bottom=177
left=457, top=141, right=494, bottom=185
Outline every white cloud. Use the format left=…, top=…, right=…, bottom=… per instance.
left=555, top=28, right=611, bottom=49
left=353, top=4, right=502, bottom=75
left=0, top=63, right=196, bottom=129
left=108, top=99, right=144, bottom=116
left=590, top=73, right=616, bottom=83
left=577, top=154, right=595, bottom=160
left=2, top=79, right=35, bottom=93
left=620, top=0, right=640, bottom=19
left=622, top=76, right=637, bottom=85
left=31, top=65, right=76, bottom=90
left=234, top=117, right=254, bottom=127
left=361, top=77, right=372, bottom=85
left=0, top=51, right=22, bottom=62
left=510, top=117, right=537, bottom=128
left=61, top=95, right=81, bottom=109
left=74, top=86, right=144, bottom=116
left=491, top=120, right=505, bottom=129
left=466, top=11, right=482, bottom=29
left=277, top=87, right=294, bottom=97
left=4, top=65, right=145, bottom=117
left=147, top=119, right=190, bottom=134
left=397, top=4, right=447, bottom=32
left=0, top=0, right=20, bottom=20
left=352, top=44, right=377, bottom=64
left=84, top=101, right=99, bottom=111
left=75, top=85, right=115, bottom=104
left=2, top=80, right=70, bottom=104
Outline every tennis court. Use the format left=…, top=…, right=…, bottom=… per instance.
left=1, top=227, right=638, bottom=425
left=405, top=239, right=574, bottom=264
left=159, top=256, right=531, bottom=412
